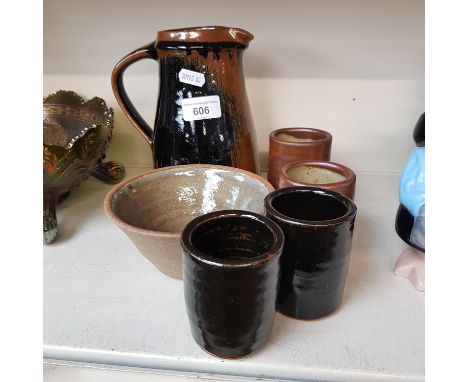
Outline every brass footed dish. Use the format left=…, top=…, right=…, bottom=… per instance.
left=43, top=90, right=125, bottom=244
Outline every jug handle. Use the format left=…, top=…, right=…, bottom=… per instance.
left=111, top=42, right=158, bottom=147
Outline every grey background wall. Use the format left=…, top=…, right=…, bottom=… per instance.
left=44, top=0, right=424, bottom=79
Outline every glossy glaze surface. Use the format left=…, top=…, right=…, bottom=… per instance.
left=395, top=203, right=424, bottom=253
left=278, top=160, right=356, bottom=200
left=104, top=165, right=274, bottom=279
left=43, top=90, right=125, bottom=244
left=267, top=128, right=332, bottom=189
left=265, top=187, right=357, bottom=320
left=111, top=26, right=259, bottom=173
left=413, top=112, right=425, bottom=147
left=182, top=210, right=284, bottom=358
left=399, top=148, right=425, bottom=218
left=394, top=112, right=425, bottom=253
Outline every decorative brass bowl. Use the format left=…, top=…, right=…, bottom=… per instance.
left=43, top=90, right=125, bottom=244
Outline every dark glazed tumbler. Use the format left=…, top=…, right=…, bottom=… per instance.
left=181, top=210, right=284, bottom=358
left=264, top=187, right=357, bottom=320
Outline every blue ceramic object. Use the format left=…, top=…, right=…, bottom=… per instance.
left=395, top=112, right=425, bottom=252
left=399, top=147, right=425, bottom=218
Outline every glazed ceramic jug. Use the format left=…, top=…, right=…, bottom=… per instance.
left=111, top=26, right=259, bottom=174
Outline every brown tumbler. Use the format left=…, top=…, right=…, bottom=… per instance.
left=278, top=161, right=356, bottom=200
left=267, top=128, right=332, bottom=189
left=181, top=210, right=284, bottom=358
left=265, top=187, right=357, bottom=320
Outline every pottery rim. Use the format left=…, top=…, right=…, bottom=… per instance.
left=280, top=160, right=356, bottom=188
left=103, top=164, right=275, bottom=239
left=181, top=210, right=284, bottom=269
left=157, top=26, right=254, bottom=45
left=270, top=127, right=332, bottom=146
left=264, top=186, right=357, bottom=228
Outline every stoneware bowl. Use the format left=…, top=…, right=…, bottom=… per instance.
left=278, top=161, right=356, bottom=200
left=104, top=164, right=274, bottom=279
left=267, top=128, right=332, bottom=189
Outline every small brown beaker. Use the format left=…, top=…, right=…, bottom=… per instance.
left=267, top=128, right=332, bottom=188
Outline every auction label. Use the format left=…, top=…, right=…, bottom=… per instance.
left=178, top=68, right=206, bottom=87
left=181, top=95, right=222, bottom=121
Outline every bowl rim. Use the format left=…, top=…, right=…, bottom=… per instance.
left=103, top=164, right=274, bottom=238
left=280, top=160, right=356, bottom=188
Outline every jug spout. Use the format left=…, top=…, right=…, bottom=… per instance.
left=157, top=26, right=254, bottom=47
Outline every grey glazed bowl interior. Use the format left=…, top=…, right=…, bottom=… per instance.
left=104, top=164, right=274, bottom=280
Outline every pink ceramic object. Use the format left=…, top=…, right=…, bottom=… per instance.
left=393, top=247, right=425, bottom=292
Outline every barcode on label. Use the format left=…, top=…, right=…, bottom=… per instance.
left=181, top=95, right=222, bottom=122
left=178, top=69, right=206, bottom=87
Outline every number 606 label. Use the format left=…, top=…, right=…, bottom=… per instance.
left=181, top=95, right=222, bottom=122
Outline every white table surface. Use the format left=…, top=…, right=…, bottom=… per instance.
left=43, top=166, right=424, bottom=382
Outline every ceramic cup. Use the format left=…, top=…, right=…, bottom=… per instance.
left=267, top=128, right=332, bottom=189
left=104, top=164, right=274, bottom=279
left=264, top=187, right=357, bottom=320
left=278, top=161, right=356, bottom=200
left=181, top=210, right=284, bottom=358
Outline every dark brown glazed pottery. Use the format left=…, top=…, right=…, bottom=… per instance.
left=181, top=210, right=284, bottom=358
left=111, top=26, right=259, bottom=174
left=267, top=128, right=332, bottom=188
left=264, top=187, right=357, bottom=320
left=43, top=90, right=125, bottom=244
left=278, top=160, right=356, bottom=200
